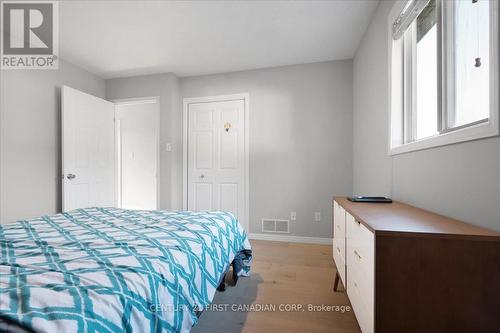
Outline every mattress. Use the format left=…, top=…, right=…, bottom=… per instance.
left=0, top=207, right=251, bottom=333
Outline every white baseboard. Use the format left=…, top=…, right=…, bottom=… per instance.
left=248, top=233, right=332, bottom=245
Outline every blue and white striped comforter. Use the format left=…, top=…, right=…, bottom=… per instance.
left=0, top=208, right=252, bottom=333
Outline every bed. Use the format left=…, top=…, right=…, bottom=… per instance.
left=0, top=207, right=252, bottom=333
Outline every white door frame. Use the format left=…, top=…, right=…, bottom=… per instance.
left=113, top=96, right=161, bottom=210
left=182, top=93, right=250, bottom=230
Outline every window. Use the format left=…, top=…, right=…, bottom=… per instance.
left=415, top=0, right=438, bottom=140
left=389, top=0, right=499, bottom=154
left=451, top=0, right=490, bottom=128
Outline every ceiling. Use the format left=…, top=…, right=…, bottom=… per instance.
left=60, top=1, right=379, bottom=78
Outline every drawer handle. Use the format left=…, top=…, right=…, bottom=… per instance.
left=336, top=224, right=340, bottom=230
left=354, top=282, right=358, bottom=288
left=356, top=220, right=361, bottom=226
left=336, top=247, right=341, bottom=253
left=354, top=250, right=362, bottom=260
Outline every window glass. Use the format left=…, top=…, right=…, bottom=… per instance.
left=415, top=0, right=438, bottom=139
left=453, top=0, right=490, bottom=127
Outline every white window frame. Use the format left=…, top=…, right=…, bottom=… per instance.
left=388, top=0, right=499, bottom=155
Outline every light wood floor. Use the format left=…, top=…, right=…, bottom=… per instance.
left=192, top=240, right=361, bottom=333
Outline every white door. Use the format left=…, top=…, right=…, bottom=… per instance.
left=115, top=99, right=159, bottom=210
left=187, top=99, right=246, bottom=226
left=62, top=86, right=115, bottom=211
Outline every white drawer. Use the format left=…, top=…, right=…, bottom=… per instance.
left=346, top=213, right=374, bottom=276
left=334, top=233, right=346, bottom=261
left=346, top=212, right=372, bottom=243
left=333, top=238, right=346, bottom=284
left=333, top=201, right=346, bottom=240
left=347, top=265, right=374, bottom=333
left=347, top=246, right=374, bottom=306
left=346, top=212, right=374, bottom=333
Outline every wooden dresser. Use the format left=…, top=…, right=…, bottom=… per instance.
left=332, top=196, right=500, bottom=333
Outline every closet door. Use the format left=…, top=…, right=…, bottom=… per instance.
left=187, top=99, right=245, bottom=224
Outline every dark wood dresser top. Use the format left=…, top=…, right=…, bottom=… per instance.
left=334, top=196, right=500, bottom=239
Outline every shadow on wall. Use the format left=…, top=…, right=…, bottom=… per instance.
left=192, top=273, right=263, bottom=333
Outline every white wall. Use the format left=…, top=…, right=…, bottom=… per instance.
left=353, top=0, right=500, bottom=231
left=0, top=60, right=106, bottom=223
left=181, top=60, right=353, bottom=238
left=106, top=73, right=182, bottom=210
left=353, top=0, right=393, bottom=198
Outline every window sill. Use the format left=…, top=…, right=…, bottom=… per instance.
left=389, top=120, right=499, bottom=155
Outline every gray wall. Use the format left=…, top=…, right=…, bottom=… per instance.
left=0, top=60, right=106, bottom=223
left=353, top=0, right=500, bottom=231
left=1, top=59, right=353, bottom=240
left=106, top=73, right=182, bottom=210
left=181, top=60, right=353, bottom=237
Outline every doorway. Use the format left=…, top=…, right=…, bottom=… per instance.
left=115, top=98, right=160, bottom=210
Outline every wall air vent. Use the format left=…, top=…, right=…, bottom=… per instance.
left=261, top=218, right=290, bottom=233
